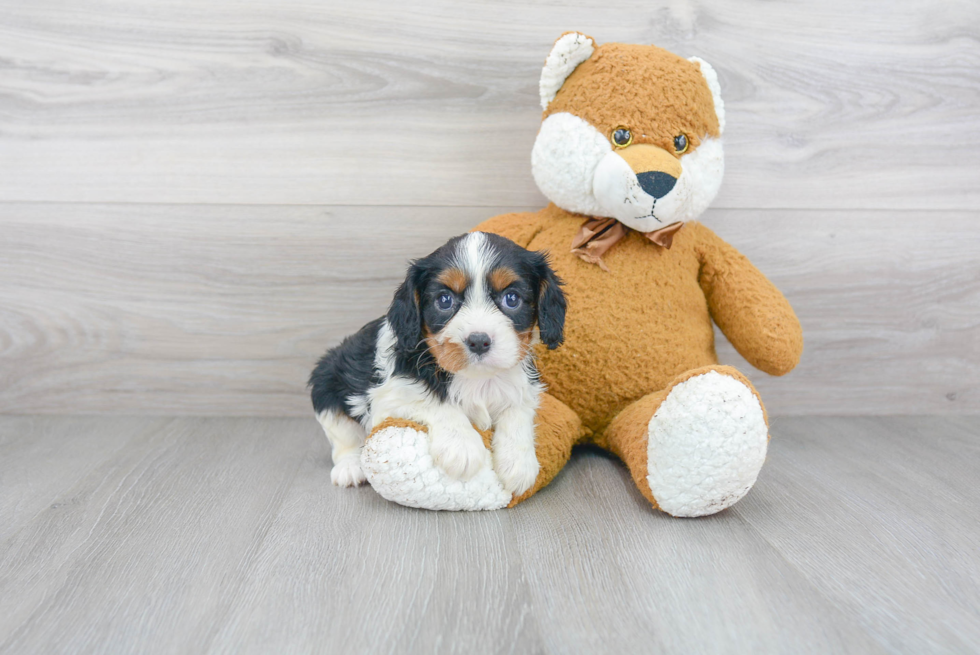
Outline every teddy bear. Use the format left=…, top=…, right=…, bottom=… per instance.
left=358, top=33, right=803, bottom=516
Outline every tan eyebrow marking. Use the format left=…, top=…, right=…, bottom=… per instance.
left=489, top=267, right=519, bottom=293
left=436, top=268, right=468, bottom=294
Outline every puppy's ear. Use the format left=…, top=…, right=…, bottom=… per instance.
left=387, top=262, right=424, bottom=351
left=533, top=252, right=566, bottom=350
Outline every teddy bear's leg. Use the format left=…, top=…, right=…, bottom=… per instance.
left=599, top=365, right=769, bottom=517
left=360, top=418, right=505, bottom=511
left=359, top=394, right=583, bottom=511
left=507, top=393, right=585, bottom=507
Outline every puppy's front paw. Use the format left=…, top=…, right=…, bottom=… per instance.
left=331, top=455, right=367, bottom=487
left=429, top=425, right=489, bottom=481
left=493, top=445, right=540, bottom=496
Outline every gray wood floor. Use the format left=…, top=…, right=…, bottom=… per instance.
left=1, top=416, right=978, bottom=654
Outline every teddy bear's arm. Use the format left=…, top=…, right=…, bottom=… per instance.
left=472, top=211, right=550, bottom=248
left=693, top=223, right=803, bottom=376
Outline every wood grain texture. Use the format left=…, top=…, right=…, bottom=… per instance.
left=0, top=0, right=978, bottom=209
left=1, top=415, right=978, bottom=653
left=2, top=204, right=978, bottom=416
left=208, top=440, right=540, bottom=654
left=507, top=453, right=885, bottom=653
left=0, top=417, right=314, bottom=654
left=746, top=416, right=980, bottom=653
left=0, top=416, right=171, bottom=539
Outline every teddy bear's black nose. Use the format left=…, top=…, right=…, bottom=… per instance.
left=637, top=171, right=677, bottom=199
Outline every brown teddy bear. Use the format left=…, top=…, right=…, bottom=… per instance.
left=359, top=33, right=803, bottom=516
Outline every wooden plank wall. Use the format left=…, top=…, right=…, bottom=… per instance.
left=1, top=0, right=978, bottom=416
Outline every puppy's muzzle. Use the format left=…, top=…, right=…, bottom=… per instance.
left=465, top=332, right=492, bottom=356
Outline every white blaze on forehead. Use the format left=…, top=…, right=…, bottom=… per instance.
left=451, top=231, right=493, bottom=298
left=448, top=231, right=496, bottom=330
left=436, top=232, right=524, bottom=373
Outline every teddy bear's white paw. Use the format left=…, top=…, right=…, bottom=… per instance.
left=428, top=423, right=490, bottom=481
left=646, top=371, right=768, bottom=517
left=493, top=445, right=540, bottom=496
left=331, top=454, right=367, bottom=487
left=361, top=425, right=510, bottom=511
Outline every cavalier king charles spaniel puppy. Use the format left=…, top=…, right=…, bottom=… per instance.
left=310, top=232, right=566, bottom=496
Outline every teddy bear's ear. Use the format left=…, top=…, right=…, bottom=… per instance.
left=540, top=32, right=596, bottom=111
left=688, top=57, right=725, bottom=135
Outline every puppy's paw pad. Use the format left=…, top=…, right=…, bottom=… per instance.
left=494, top=448, right=540, bottom=496
left=331, top=457, right=367, bottom=487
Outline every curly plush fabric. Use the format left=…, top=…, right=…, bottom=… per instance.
left=360, top=36, right=802, bottom=515
left=475, top=208, right=801, bottom=438
left=361, top=419, right=511, bottom=511
left=545, top=42, right=721, bottom=153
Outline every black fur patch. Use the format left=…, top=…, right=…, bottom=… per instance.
left=392, top=343, right=452, bottom=402
left=309, top=317, right=383, bottom=416
left=309, top=232, right=566, bottom=420
left=530, top=251, right=566, bottom=349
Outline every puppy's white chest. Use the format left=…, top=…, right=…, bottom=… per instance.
left=449, top=369, right=532, bottom=431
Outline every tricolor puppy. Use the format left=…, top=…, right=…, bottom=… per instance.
left=309, top=232, right=566, bottom=495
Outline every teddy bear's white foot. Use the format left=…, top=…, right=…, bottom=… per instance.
left=360, top=424, right=511, bottom=511
left=646, top=371, right=769, bottom=517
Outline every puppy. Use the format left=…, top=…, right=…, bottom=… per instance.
left=309, top=232, right=566, bottom=495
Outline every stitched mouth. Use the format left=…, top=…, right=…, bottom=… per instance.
left=636, top=198, right=663, bottom=223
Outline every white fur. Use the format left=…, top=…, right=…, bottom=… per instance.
left=642, top=136, right=724, bottom=226
left=317, top=410, right=368, bottom=487
left=531, top=112, right=610, bottom=217
left=450, top=358, right=542, bottom=494
left=374, top=319, right=397, bottom=380
left=532, top=111, right=725, bottom=229
left=345, top=234, right=543, bottom=495
left=490, top=398, right=540, bottom=498
left=646, top=372, right=768, bottom=517
left=592, top=150, right=656, bottom=229
left=540, top=32, right=595, bottom=110
left=369, top=375, right=491, bottom=482
left=365, top=366, right=539, bottom=493
left=688, top=57, right=725, bottom=135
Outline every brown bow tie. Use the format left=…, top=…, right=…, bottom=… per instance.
left=570, top=217, right=684, bottom=271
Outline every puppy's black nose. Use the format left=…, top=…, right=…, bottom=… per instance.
left=636, top=171, right=677, bottom=199
left=465, top=332, right=492, bottom=355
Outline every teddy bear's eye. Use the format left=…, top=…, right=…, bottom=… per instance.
left=674, top=134, right=689, bottom=154
left=611, top=127, right=633, bottom=148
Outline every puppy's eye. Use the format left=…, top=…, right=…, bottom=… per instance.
left=611, top=127, right=632, bottom=148
left=435, top=293, right=454, bottom=311
left=502, top=291, right=521, bottom=309
left=674, top=134, right=689, bottom=154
